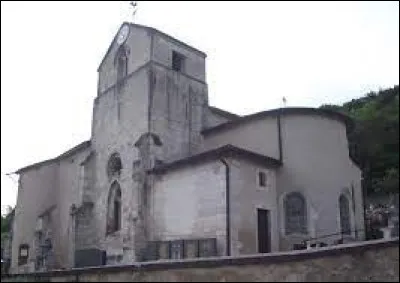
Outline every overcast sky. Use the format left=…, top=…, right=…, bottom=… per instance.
left=1, top=1, right=399, bottom=213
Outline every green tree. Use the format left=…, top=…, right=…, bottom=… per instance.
left=320, top=85, right=399, bottom=196
left=1, top=206, right=14, bottom=235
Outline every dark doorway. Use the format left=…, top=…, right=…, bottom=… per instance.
left=257, top=209, right=271, bottom=253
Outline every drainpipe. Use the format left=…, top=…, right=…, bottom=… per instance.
left=220, top=158, right=231, bottom=256
left=277, top=110, right=283, bottom=162
left=361, top=175, right=367, bottom=240
left=351, top=184, right=358, bottom=239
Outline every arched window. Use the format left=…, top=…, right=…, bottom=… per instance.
left=106, top=182, right=122, bottom=235
left=106, top=153, right=122, bottom=180
left=18, top=244, right=29, bottom=266
left=339, top=194, right=351, bottom=235
left=284, top=192, right=307, bottom=235
left=115, top=46, right=128, bottom=84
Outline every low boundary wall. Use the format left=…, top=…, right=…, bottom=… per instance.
left=2, top=238, right=398, bottom=282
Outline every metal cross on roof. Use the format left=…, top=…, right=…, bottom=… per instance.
left=130, top=1, right=138, bottom=22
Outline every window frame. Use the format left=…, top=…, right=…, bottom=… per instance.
left=106, top=153, right=123, bottom=181
left=106, top=181, right=122, bottom=235
left=18, top=244, right=29, bottom=266
left=258, top=171, right=267, bottom=188
left=115, top=45, right=128, bottom=84
left=339, top=194, right=352, bottom=236
left=284, top=192, right=308, bottom=235
left=172, top=51, right=185, bottom=72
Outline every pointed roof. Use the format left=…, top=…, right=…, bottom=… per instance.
left=149, top=144, right=282, bottom=174
left=97, top=22, right=207, bottom=72
left=208, top=106, right=240, bottom=120
left=15, top=141, right=91, bottom=174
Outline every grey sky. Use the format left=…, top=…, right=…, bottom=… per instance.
left=1, top=1, right=399, bottom=213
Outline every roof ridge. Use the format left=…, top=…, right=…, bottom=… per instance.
left=15, top=140, right=91, bottom=174
left=209, top=106, right=240, bottom=119
left=149, top=144, right=281, bottom=174
left=202, top=107, right=353, bottom=135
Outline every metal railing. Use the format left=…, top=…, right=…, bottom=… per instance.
left=303, top=228, right=366, bottom=243
left=291, top=229, right=367, bottom=250
left=293, top=224, right=398, bottom=250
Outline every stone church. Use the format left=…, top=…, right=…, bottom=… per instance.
left=11, top=22, right=365, bottom=273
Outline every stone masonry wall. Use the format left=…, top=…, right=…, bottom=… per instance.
left=276, top=114, right=365, bottom=250
left=150, top=160, right=227, bottom=256
left=11, top=163, right=59, bottom=273
left=229, top=157, right=279, bottom=254
left=3, top=239, right=398, bottom=282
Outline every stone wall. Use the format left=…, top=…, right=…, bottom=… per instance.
left=276, top=114, right=364, bottom=250
left=202, top=112, right=365, bottom=250
left=3, top=239, right=398, bottom=282
left=229, top=157, right=279, bottom=254
left=57, top=148, right=92, bottom=269
left=151, top=32, right=206, bottom=82
left=201, top=116, right=280, bottom=160
left=11, top=162, right=59, bottom=273
left=149, top=62, right=208, bottom=162
left=151, top=160, right=227, bottom=256
left=98, top=24, right=151, bottom=93
left=203, top=107, right=232, bottom=129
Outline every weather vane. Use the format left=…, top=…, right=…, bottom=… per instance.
left=130, top=1, right=138, bottom=22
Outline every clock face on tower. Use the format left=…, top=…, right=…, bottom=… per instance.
left=116, top=24, right=130, bottom=45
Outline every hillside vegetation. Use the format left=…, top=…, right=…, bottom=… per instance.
left=321, top=85, right=399, bottom=196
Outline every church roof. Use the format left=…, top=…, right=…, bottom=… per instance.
left=15, top=141, right=91, bottom=174
left=208, top=106, right=241, bottom=120
left=150, top=144, right=282, bottom=174
left=98, top=22, right=207, bottom=72
left=202, top=107, right=354, bottom=135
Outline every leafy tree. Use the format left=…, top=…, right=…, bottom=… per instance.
left=1, top=206, right=14, bottom=235
left=320, top=85, right=399, bottom=196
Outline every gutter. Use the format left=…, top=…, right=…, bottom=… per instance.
left=219, top=159, right=231, bottom=256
